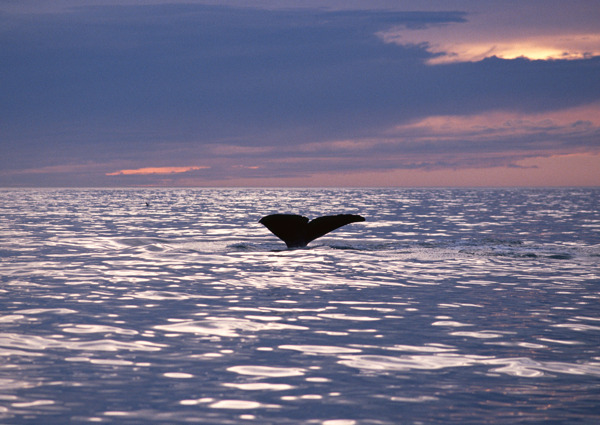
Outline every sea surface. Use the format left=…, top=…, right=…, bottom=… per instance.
left=1, top=188, right=599, bottom=425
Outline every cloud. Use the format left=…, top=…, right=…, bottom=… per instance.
left=1, top=1, right=599, bottom=186
left=106, top=166, right=209, bottom=176
left=0, top=163, right=101, bottom=176
left=381, top=31, right=600, bottom=65
left=378, top=1, right=600, bottom=64
left=205, top=104, right=600, bottom=178
left=0, top=4, right=465, bottom=142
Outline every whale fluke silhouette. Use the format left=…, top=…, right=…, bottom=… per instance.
left=259, top=214, right=365, bottom=248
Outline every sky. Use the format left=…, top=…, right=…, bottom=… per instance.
left=1, top=0, right=599, bottom=187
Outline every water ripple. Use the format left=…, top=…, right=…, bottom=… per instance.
left=227, top=366, right=307, bottom=377
left=0, top=333, right=166, bottom=352
left=154, top=318, right=308, bottom=338
left=1, top=188, right=599, bottom=424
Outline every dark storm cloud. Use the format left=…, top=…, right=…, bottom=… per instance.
left=1, top=6, right=459, bottom=134
left=0, top=5, right=465, bottom=171
left=1, top=2, right=599, bottom=185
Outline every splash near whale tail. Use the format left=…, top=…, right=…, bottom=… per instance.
left=259, top=214, right=365, bottom=248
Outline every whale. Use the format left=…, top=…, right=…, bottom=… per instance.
left=259, top=213, right=365, bottom=248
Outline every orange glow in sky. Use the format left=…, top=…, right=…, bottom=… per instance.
left=106, top=166, right=208, bottom=176
left=382, top=32, right=600, bottom=64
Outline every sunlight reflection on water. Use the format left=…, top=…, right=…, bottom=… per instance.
left=0, top=188, right=599, bottom=424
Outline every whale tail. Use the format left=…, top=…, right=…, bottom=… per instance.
left=259, top=214, right=365, bottom=248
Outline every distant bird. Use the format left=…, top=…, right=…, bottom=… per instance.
left=145, top=202, right=150, bottom=207
left=259, top=213, right=365, bottom=248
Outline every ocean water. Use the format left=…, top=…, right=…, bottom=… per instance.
left=0, top=188, right=599, bottom=425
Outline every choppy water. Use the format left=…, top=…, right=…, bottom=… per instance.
left=1, top=188, right=599, bottom=424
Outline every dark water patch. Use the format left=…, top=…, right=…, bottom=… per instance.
left=546, top=253, right=574, bottom=260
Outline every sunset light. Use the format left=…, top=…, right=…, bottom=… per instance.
left=381, top=32, right=600, bottom=64
left=106, top=166, right=209, bottom=176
